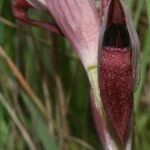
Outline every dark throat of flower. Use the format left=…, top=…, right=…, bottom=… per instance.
left=99, top=0, right=133, bottom=145
left=103, top=0, right=130, bottom=50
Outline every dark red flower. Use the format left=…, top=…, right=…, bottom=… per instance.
left=98, top=0, right=140, bottom=144
left=12, top=0, right=140, bottom=147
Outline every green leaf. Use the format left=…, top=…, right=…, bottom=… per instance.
left=21, top=92, right=58, bottom=150
left=146, top=0, right=150, bottom=24
left=134, top=0, right=144, bottom=28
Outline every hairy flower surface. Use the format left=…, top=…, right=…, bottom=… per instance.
left=12, top=0, right=100, bottom=69
left=98, top=0, right=140, bottom=144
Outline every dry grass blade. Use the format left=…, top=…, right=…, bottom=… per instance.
left=0, top=16, right=17, bottom=28
left=55, top=75, right=69, bottom=149
left=42, top=78, right=54, bottom=135
left=0, top=92, right=36, bottom=150
left=0, top=16, right=52, bottom=46
left=0, top=46, right=46, bottom=118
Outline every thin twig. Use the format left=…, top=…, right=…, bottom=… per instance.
left=55, top=75, right=69, bottom=150
left=0, top=16, right=78, bottom=60
left=0, top=16, right=17, bottom=28
left=0, top=16, right=52, bottom=46
left=0, top=93, right=36, bottom=150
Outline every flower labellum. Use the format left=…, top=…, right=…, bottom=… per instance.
left=98, top=0, right=140, bottom=144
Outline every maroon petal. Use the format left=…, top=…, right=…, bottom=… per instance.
left=12, top=0, right=61, bottom=34
left=98, top=0, right=140, bottom=144
left=100, top=47, right=133, bottom=144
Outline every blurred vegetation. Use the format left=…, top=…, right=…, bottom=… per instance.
left=0, top=0, right=150, bottom=150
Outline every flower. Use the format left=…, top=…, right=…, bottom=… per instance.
left=45, top=0, right=100, bottom=69
left=98, top=0, right=140, bottom=144
left=12, top=0, right=100, bottom=69
left=12, top=0, right=140, bottom=147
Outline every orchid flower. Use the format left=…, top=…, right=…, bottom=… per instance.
left=12, top=0, right=140, bottom=149
left=99, top=0, right=140, bottom=144
left=12, top=0, right=100, bottom=69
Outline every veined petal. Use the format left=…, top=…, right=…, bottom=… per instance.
left=45, top=0, right=100, bottom=69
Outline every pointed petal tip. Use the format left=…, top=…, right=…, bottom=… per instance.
left=111, top=109, right=131, bottom=145
left=99, top=0, right=140, bottom=145
left=108, top=0, right=125, bottom=25
left=114, top=121, right=129, bottom=145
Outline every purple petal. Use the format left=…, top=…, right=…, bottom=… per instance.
left=45, top=0, right=100, bottom=68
